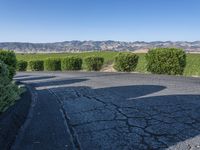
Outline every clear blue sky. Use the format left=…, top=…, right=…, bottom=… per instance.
left=0, top=0, right=200, bottom=42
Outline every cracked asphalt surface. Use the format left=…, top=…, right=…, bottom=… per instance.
left=13, top=72, right=200, bottom=150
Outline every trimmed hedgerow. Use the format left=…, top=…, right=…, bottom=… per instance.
left=146, top=48, right=186, bottom=75
left=0, top=60, right=19, bottom=113
left=17, top=60, right=28, bottom=71
left=0, top=50, right=17, bottom=79
left=44, top=58, right=61, bottom=71
left=114, top=53, right=139, bottom=72
left=61, top=57, right=82, bottom=71
left=29, top=60, right=44, bottom=71
left=84, top=56, right=104, bottom=71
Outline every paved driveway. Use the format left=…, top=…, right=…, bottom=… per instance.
left=13, top=72, right=200, bottom=150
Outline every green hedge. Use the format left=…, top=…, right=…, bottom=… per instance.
left=44, top=58, right=61, bottom=71
left=85, top=56, right=104, bottom=71
left=17, top=60, right=28, bottom=71
left=29, top=60, right=44, bottom=71
left=146, top=48, right=186, bottom=75
left=114, top=53, right=139, bottom=72
left=0, top=50, right=17, bottom=79
left=61, top=57, right=82, bottom=71
left=0, top=61, right=19, bottom=113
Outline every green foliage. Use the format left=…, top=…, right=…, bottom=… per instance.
left=44, top=58, right=61, bottom=71
left=0, top=50, right=17, bottom=68
left=183, top=54, right=200, bottom=76
left=17, top=60, right=28, bottom=71
left=61, top=57, right=82, bottom=71
left=16, top=52, right=200, bottom=77
left=134, top=54, right=147, bottom=73
left=114, top=53, right=139, bottom=72
left=16, top=51, right=118, bottom=69
left=0, top=78, right=19, bottom=113
left=85, top=56, right=104, bottom=71
left=0, top=50, right=17, bottom=79
left=0, top=60, right=9, bottom=77
left=146, top=48, right=186, bottom=75
left=29, top=60, right=44, bottom=71
left=0, top=61, right=19, bottom=113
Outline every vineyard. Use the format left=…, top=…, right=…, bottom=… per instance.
left=16, top=51, right=200, bottom=77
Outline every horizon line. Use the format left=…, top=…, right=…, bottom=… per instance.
left=1, top=40, right=200, bottom=44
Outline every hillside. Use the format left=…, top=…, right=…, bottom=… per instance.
left=1, top=41, right=200, bottom=53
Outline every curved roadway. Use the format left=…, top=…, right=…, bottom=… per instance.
left=12, top=72, right=200, bottom=150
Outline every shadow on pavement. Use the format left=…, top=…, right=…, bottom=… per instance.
left=35, top=79, right=89, bottom=88
left=48, top=84, right=200, bottom=149
left=96, top=85, right=166, bottom=99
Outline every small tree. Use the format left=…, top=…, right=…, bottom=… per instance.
left=61, top=57, right=82, bottom=71
left=146, top=48, right=186, bottom=75
left=44, top=58, right=61, bottom=71
left=29, top=60, right=44, bottom=71
left=85, top=56, right=104, bottom=71
left=17, top=60, right=28, bottom=71
left=114, top=53, right=139, bottom=72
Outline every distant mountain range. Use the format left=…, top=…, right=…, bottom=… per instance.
left=0, top=41, right=200, bottom=53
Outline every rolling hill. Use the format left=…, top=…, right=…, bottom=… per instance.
left=0, top=41, right=200, bottom=53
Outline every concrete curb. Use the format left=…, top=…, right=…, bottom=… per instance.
left=0, top=85, right=31, bottom=150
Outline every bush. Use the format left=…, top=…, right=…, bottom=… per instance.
left=85, top=56, right=104, bottom=71
left=0, top=60, right=9, bottom=78
left=114, top=53, right=139, bottom=72
left=146, top=48, right=186, bottom=75
left=17, top=60, right=28, bottom=71
left=44, top=58, right=61, bottom=71
left=0, top=61, right=19, bottom=113
left=29, top=60, right=44, bottom=71
left=0, top=78, right=19, bottom=113
left=61, top=57, right=82, bottom=71
left=0, top=50, right=17, bottom=79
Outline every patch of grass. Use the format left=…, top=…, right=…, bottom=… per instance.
left=184, top=54, right=200, bottom=76
left=135, top=54, right=148, bottom=73
left=16, top=52, right=200, bottom=77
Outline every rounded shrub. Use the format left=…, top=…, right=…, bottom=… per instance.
left=0, top=50, right=17, bottom=79
left=114, top=53, right=139, bottom=72
left=29, top=60, right=44, bottom=71
left=61, top=57, right=82, bottom=71
left=17, top=60, right=28, bottom=71
left=146, top=48, right=186, bottom=75
left=85, top=56, right=104, bottom=71
left=44, top=58, right=61, bottom=71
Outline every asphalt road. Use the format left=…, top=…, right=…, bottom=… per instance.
left=12, top=72, right=200, bottom=150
